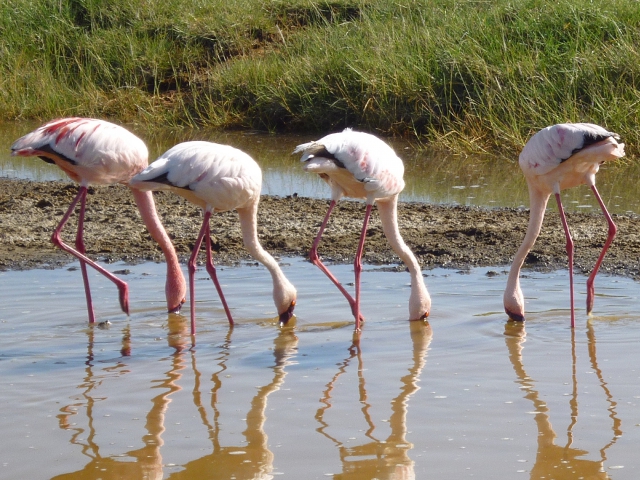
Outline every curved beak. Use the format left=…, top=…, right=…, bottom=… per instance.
left=505, top=308, right=525, bottom=322
left=168, top=297, right=186, bottom=314
left=278, top=300, right=296, bottom=325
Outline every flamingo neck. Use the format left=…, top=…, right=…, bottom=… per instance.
left=236, top=203, right=297, bottom=316
left=504, top=185, right=550, bottom=319
left=130, top=188, right=186, bottom=312
left=376, top=195, right=431, bottom=319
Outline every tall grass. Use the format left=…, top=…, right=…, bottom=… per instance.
left=1, top=0, right=639, bottom=154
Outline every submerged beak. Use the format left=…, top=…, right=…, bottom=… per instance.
left=278, top=300, right=296, bottom=325
left=168, top=297, right=186, bottom=314
left=505, top=308, right=525, bottom=322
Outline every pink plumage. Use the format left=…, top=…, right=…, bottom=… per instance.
left=519, top=123, right=622, bottom=177
left=294, top=128, right=405, bottom=202
left=11, top=117, right=186, bottom=324
left=130, top=141, right=297, bottom=337
left=294, top=129, right=430, bottom=330
left=11, top=117, right=148, bottom=185
left=504, top=123, right=625, bottom=328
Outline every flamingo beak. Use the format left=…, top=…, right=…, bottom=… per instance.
left=505, top=308, right=525, bottom=322
left=279, top=300, right=296, bottom=325
left=168, top=297, right=186, bottom=314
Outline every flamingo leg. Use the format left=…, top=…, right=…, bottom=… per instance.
left=74, top=188, right=95, bottom=324
left=188, top=210, right=234, bottom=336
left=188, top=212, right=209, bottom=336
left=204, top=216, right=234, bottom=326
left=555, top=192, right=576, bottom=328
left=309, top=200, right=364, bottom=324
left=585, top=185, right=617, bottom=314
left=353, top=204, right=373, bottom=330
left=51, top=186, right=129, bottom=317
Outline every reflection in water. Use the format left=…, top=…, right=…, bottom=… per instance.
left=53, top=315, right=189, bottom=479
left=52, top=316, right=297, bottom=479
left=168, top=321, right=299, bottom=479
left=316, top=320, right=432, bottom=479
left=503, top=321, right=622, bottom=479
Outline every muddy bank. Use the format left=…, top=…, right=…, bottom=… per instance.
left=1, top=178, right=639, bottom=280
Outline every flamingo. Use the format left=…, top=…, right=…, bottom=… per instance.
left=293, top=128, right=430, bottom=330
left=11, top=117, right=187, bottom=323
left=129, top=141, right=297, bottom=335
left=504, top=123, right=625, bottom=327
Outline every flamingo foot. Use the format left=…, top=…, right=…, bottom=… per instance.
left=586, top=282, right=595, bottom=315
left=348, top=301, right=365, bottom=326
left=118, top=284, right=130, bottom=315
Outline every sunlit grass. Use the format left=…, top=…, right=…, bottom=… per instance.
left=2, top=0, right=639, bottom=154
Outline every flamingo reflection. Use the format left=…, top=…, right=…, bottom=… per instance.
left=53, top=314, right=189, bottom=479
left=316, top=320, right=432, bottom=479
left=167, top=320, right=299, bottom=479
left=504, top=320, right=622, bottom=479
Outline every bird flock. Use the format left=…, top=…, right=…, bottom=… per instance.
left=10, top=118, right=625, bottom=338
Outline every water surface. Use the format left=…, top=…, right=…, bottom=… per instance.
left=1, top=258, right=639, bottom=479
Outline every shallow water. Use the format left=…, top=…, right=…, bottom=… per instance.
left=2, top=121, right=640, bottom=214
left=1, top=258, right=639, bottom=479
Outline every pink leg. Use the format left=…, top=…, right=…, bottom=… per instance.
left=309, top=200, right=364, bottom=324
left=51, top=186, right=129, bottom=317
left=586, top=185, right=617, bottom=314
left=75, top=188, right=95, bottom=324
left=188, top=214, right=209, bottom=336
left=353, top=205, right=373, bottom=330
left=188, top=211, right=234, bottom=336
left=555, top=193, right=575, bottom=329
left=204, top=218, right=233, bottom=326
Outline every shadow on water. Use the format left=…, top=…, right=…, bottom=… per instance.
left=52, top=315, right=190, bottom=479
left=170, top=320, right=299, bottom=479
left=52, top=314, right=299, bottom=479
left=504, top=320, right=622, bottom=479
left=315, top=320, right=432, bottom=479
left=1, top=261, right=639, bottom=478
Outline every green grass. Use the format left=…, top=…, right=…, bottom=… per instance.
left=2, top=0, right=640, bottom=154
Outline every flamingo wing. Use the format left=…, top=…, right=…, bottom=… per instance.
left=519, top=123, right=620, bottom=177
left=130, top=141, right=262, bottom=212
left=294, top=128, right=405, bottom=199
left=10, top=117, right=148, bottom=184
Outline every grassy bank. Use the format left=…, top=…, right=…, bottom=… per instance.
left=1, top=0, right=639, bottom=154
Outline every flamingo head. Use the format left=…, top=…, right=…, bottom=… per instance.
left=278, top=299, right=296, bottom=325
left=503, top=281, right=525, bottom=322
left=275, top=279, right=297, bottom=325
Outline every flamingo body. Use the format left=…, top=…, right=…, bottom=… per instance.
left=132, top=141, right=262, bottom=212
left=130, top=141, right=297, bottom=336
left=504, top=123, right=625, bottom=327
left=294, top=129, right=430, bottom=329
left=295, top=128, right=405, bottom=202
left=11, top=117, right=187, bottom=321
left=11, top=117, right=148, bottom=186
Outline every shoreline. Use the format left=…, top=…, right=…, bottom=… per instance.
left=2, top=178, right=639, bottom=281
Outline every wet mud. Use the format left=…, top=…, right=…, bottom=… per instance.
left=1, top=178, right=639, bottom=280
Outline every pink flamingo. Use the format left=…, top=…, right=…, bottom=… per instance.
left=11, top=117, right=187, bottom=323
left=504, top=123, right=625, bottom=327
left=129, top=141, right=297, bottom=335
left=293, top=128, right=430, bottom=330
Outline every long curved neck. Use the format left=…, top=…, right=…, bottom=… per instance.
left=236, top=201, right=294, bottom=310
left=507, top=185, right=550, bottom=293
left=377, top=195, right=431, bottom=318
left=130, top=188, right=186, bottom=312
